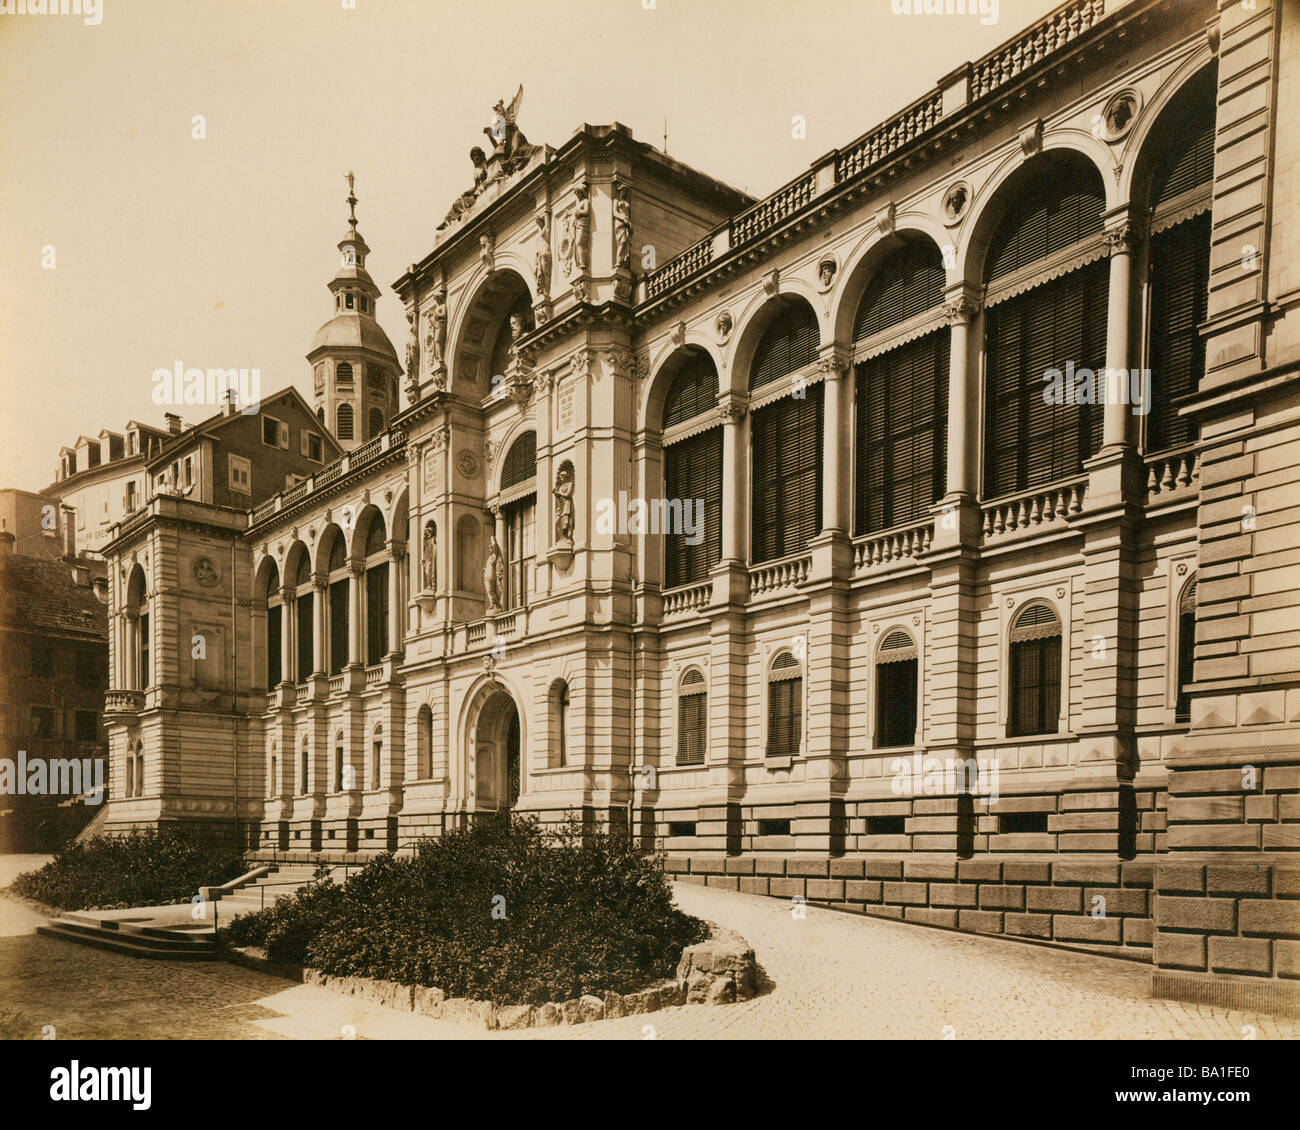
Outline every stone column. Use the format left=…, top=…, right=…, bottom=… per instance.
left=819, top=356, right=849, bottom=534
left=942, top=293, right=980, bottom=498
left=126, top=610, right=139, bottom=690
left=277, top=591, right=293, bottom=686
left=347, top=565, right=363, bottom=666
left=387, top=541, right=403, bottom=656
left=717, top=396, right=746, bottom=563
left=1102, top=219, right=1139, bottom=451
left=313, top=579, right=327, bottom=675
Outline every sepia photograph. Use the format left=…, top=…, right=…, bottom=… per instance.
left=0, top=0, right=1296, bottom=1102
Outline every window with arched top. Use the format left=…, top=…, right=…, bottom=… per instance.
left=750, top=299, right=823, bottom=564
left=766, top=650, right=803, bottom=759
left=417, top=705, right=433, bottom=779
left=324, top=533, right=348, bottom=675
left=984, top=152, right=1108, bottom=498
left=337, top=402, right=354, bottom=441
left=334, top=731, right=345, bottom=792
left=368, top=408, right=384, bottom=440
left=1008, top=603, right=1062, bottom=737
left=876, top=629, right=919, bottom=748
left=662, top=352, right=723, bottom=587
left=854, top=240, right=949, bottom=535
left=364, top=514, right=388, bottom=665
left=293, top=551, right=314, bottom=682
left=263, top=559, right=282, bottom=689
left=500, top=432, right=537, bottom=610
left=677, top=668, right=707, bottom=766
left=268, top=745, right=278, bottom=799
left=1176, top=580, right=1198, bottom=723
left=336, top=362, right=354, bottom=385
left=371, top=724, right=383, bottom=790
left=1145, top=68, right=1215, bottom=454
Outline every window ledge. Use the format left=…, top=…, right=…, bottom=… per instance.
left=764, top=755, right=794, bottom=770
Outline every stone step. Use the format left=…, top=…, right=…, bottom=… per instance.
left=37, top=920, right=216, bottom=961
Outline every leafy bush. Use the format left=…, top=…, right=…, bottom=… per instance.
left=10, top=829, right=246, bottom=911
left=224, top=817, right=706, bottom=1006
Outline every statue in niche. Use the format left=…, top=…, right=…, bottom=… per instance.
left=483, top=536, right=505, bottom=612
left=437, top=147, right=491, bottom=230
left=533, top=213, right=552, bottom=295
left=553, top=463, right=575, bottom=544
left=480, top=232, right=494, bottom=274
left=484, top=85, right=540, bottom=173
left=422, top=520, right=437, bottom=591
left=613, top=182, right=632, bottom=270
left=404, top=309, right=420, bottom=380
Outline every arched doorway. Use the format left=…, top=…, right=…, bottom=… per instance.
left=472, top=688, right=521, bottom=812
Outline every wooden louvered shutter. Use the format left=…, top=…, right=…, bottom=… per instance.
left=1148, top=213, right=1210, bottom=452
left=330, top=581, right=348, bottom=673
left=751, top=385, right=823, bottom=563
left=297, top=593, right=313, bottom=680
left=855, top=330, right=949, bottom=534
left=750, top=303, right=819, bottom=391
left=267, top=605, right=282, bottom=687
left=663, top=354, right=719, bottom=429
left=501, top=432, right=537, bottom=490
left=678, top=671, right=707, bottom=766
left=366, top=565, right=387, bottom=664
left=664, top=427, right=723, bottom=587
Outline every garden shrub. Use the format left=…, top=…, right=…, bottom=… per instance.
left=223, top=817, right=706, bottom=1006
left=10, top=829, right=247, bottom=911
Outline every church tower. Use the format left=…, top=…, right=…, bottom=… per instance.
left=308, top=173, right=400, bottom=452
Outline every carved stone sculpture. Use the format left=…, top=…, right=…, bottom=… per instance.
left=422, top=521, right=437, bottom=591
left=484, top=536, right=505, bottom=612
left=553, top=463, right=575, bottom=544
left=438, top=147, right=491, bottom=230
left=404, top=308, right=420, bottom=382
left=484, top=85, right=540, bottom=173
left=426, top=289, right=448, bottom=386
left=534, top=213, right=552, bottom=295
left=613, top=181, right=632, bottom=270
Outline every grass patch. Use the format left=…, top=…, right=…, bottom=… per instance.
left=221, top=817, right=706, bottom=1006
left=11, top=829, right=247, bottom=911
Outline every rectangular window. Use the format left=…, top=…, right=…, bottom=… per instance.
left=139, top=611, right=150, bottom=686
left=677, top=692, right=707, bottom=766
left=31, top=706, right=56, bottom=739
left=1000, top=811, right=1048, bottom=835
left=31, top=642, right=54, bottom=678
left=229, top=454, right=252, bottom=494
left=262, top=415, right=289, bottom=449
left=75, top=648, right=98, bottom=684
left=757, top=818, right=791, bottom=837
left=1147, top=213, right=1210, bottom=452
left=751, top=384, right=823, bottom=564
left=984, top=260, right=1108, bottom=498
left=663, top=427, right=723, bottom=588
left=183, top=456, right=193, bottom=487
left=503, top=498, right=535, bottom=610
left=766, top=676, right=802, bottom=758
left=329, top=581, right=348, bottom=674
left=125, top=480, right=138, bottom=512
left=866, top=815, right=906, bottom=836
left=1176, top=610, right=1196, bottom=724
left=75, top=710, right=98, bottom=742
left=1009, top=636, right=1061, bottom=737
left=296, top=593, right=314, bottom=680
left=366, top=565, right=388, bottom=665
left=854, top=330, right=949, bottom=535
left=668, top=821, right=697, bottom=838
left=876, top=659, right=918, bottom=748
left=300, top=430, right=324, bottom=462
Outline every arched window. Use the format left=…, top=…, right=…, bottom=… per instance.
left=268, top=746, right=277, bottom=799
left=750, top=300, right=822, bottom=564
left=854, top=240, right=949, bottom=534
left=134, top=741, right=145, bottom=798
left=500, top=432, right=537, bottom=610
left=334, top=731, right=345, bottom=792
left=337, top=402, right=354, bottom=441
left=766, top=650, right=803, bottom=759
left=368, top=408, right=384, bottom=440
left=327, top=533, right=348, bottom=674
left=294, top=551, right=314, bottom=682
left=677, top=668, right=707, bottom=766
left=371, top=724, right=383, bottom=790
left=549, top=680, right=570, bottom=768
left=336, top=362, right=354, bottom=386
left=317, top=407, right=325, bottom=426
left=125, top=744, right=135, bottom=799
left=876, top=629, right=918, bottom=748
left=264, top=559, right=282, bottom=689
left=984, top=152, right=1107, bottom=497
left=300, top=737, right=310, bottom=794
left=364, top=514, right=388, bottom=665
left=1008, top=603, right=1062, bottom=737
left=1176, top=580, right=1197, bottom=723
left=417, top=705, right=433, bottom=778
left=127, top=567, right=150, bottom=690
left=1145, top=69, right=1215, bottom=454
left=662, top=351, right=723, bottom=587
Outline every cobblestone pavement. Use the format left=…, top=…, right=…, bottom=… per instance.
left=1, top=854, right=1295, bottom=1040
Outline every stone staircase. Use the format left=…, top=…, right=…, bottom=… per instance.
left=35, top=862, right=335, bottom=960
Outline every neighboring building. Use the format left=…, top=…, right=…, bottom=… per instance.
left=0, top=532, right=109, bottom=851
left=0, top=488, right=66, bottom=560
left=98, top=0, right=1300, bottom=1015
left=49, top=420, right=171, bottom=558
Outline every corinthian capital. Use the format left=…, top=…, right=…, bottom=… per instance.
left=942, top=295, right=981, bottom=325
left=1103, top=222, right=1142, bottom=256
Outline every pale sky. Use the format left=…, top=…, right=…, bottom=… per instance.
left=0, top=0, right=1061, bottom=491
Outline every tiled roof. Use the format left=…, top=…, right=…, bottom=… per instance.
left=0, top=557, right=107, bottom=639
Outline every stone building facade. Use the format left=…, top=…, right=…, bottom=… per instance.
left=100, top=0, right=1299, bottom=1013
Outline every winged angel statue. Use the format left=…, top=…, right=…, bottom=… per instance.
left=485, top=85, right=540, bottom=173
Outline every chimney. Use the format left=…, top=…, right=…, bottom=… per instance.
left=62, top=506, right=76, bottom=558
left=164, top=412, right=182, bottom=435
left=224, top=388, right=237, bottom=417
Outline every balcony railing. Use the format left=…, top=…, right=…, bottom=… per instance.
left=104, top=689, right=145, bottom=713
left=970, top=0, right=1104, bottom=101
left=640, top=0, right=1107, bottom=305
left=749, top=555, right=811, bottom=597
left=853, top=520, right=934, bottom=571
left=250, top=428, right=407, bottom=526
left=981, top=477, right=1086, bottom=540
left=663, top=580, right=712, bottom=617
left=1145, top=446, right=1200, bottom=501
left=364, top=664, right=385, bottom=687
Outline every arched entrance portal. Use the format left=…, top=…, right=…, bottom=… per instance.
left=473, top=689, right=521, bottom=812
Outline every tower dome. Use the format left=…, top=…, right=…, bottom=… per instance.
left=307, top=172, right=401, bottom=452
